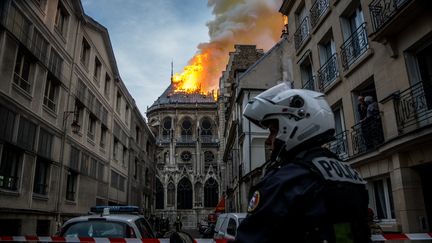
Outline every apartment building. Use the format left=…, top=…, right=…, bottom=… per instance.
left=280, top=0, right=432, bottom=233
left=0, top=0, right=155, bottom=235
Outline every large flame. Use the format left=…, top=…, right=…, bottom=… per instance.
left=172, top=0, right=284, bottom=98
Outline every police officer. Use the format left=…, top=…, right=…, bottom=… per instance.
left=235, top=82, right=371, bottom=243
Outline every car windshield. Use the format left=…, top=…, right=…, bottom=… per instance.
left=62, top=221, right=132, bottom=237
left=238, top=218, right=245, bottom=225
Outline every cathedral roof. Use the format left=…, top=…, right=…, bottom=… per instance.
left=149, top=84, right=216, bottom=109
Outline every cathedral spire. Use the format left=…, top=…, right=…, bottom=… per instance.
left=170, top=60, right=173, bottom=84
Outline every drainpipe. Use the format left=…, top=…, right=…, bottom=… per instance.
left=247, top=91, right=252, bottom=175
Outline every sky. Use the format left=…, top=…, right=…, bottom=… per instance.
left=82, top=0, right=213, bottom=114
left=82, top=0, right=283, bottom=117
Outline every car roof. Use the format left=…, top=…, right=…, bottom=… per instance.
left=64, top=214, right=142, bottom=225
left=219, top=213, right=247, bottom=219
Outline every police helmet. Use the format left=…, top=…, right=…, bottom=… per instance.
left=243, top=82, right=335, bottom=154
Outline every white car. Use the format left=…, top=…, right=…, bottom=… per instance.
left=60, top=206, right=155, bottom=239
left=213, top=213, right=247, bottom=241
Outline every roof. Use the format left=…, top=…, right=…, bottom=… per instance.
left=149, top=83, right=216, bottom=108
left=63, top=214, right=141, bottom=225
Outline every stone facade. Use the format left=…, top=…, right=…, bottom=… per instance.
left=0, top=0, right=156, bottom=235
left=280, top=0, right=432, bottom=233
left=147, top=86, right=220, bottom=229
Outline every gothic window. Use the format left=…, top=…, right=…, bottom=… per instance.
left=164, top=151, right=169, bottom=164
left=177, top=177, right=192, bottom=209
left=181, top=151, right=192, bottom=162
left=155, top=179, right=164, bottom=209
left=201, top=118, right=213, bottom=136
left=181, top=118, right=193, bottom=136
left=204, top=178, right=218, bottom=207
left=204, top=151, right=215, bottom=163
left=195, top=182, right=203, bottom=206
left=167, top=182, right=175, bottom=206
left=162, top=117, right=172, bottom=137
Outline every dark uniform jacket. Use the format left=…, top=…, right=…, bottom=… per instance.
left=235, top=147, right=371, bottom=243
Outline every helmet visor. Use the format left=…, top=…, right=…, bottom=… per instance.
left=256, top=82, right=291, bottom=101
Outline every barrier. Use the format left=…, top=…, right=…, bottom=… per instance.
left=1, top=234, right=432, bottom=242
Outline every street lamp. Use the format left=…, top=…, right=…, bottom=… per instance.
left=55, top=109, right=80, bottom=232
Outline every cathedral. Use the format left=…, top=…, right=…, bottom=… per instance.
left=146, top=84, right=221, bottom=229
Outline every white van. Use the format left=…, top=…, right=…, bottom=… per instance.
left=213, top=213, right=247, bottom=241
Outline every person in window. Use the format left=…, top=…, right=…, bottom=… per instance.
left=235, top=82, right=371, bottom=243
left=363, top=96, right=380, bottom=149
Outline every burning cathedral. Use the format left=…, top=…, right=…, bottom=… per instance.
left=146, top=75, right=221, bottom=228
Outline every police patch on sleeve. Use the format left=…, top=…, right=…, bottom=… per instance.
left=247, top=190, right=261, bottom=213
left=311, top=157, right=366, bottom=184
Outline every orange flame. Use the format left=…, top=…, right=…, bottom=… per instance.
left=171, top=0, right=284, bottom=100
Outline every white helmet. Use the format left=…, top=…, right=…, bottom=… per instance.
left=243, top=82, right=335, bottom=154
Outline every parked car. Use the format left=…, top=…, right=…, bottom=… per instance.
left=213, top=213, right=247, bottom=241
left=59, top=206, right=155, bottom=238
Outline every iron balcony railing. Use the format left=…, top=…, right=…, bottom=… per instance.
left=318, top=53, right=339, bottom=92
left=351, top=114, right=385, bottom=156
left=340, top=23, right=369, bottom=70
left=369, top=0, right=411, bottom=32
left=0, top=174, right=18, bottom=191
left=394, top=81, right=432, bottom=133
left=13, top=73, right=31, bottom=93
left=323, top=130, right=349, bottom=161
left=302, top=77, right=315, bottom=91
left=310, top=0, right=330, bottom=28
left=43, top=96, right=56, bottom=112
left=294, top=16, right=310, bottom=50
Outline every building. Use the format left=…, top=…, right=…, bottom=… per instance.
left=146, top=85, right=220, bottom=229
left=279, top=0, right=432, bottom=233
left=0, top=0, right=156, bottom=235
left=219, top=41, right=294, bottom=212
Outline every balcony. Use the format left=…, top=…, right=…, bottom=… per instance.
left=310, top=0, right=330, bottom=28
left=393, top=81, right=432, bottom=133
left=340, top=23, right=369, bottom=71
left=323, top=130, right=349, bottom=161
left=368, top=0, right=421, bottom=42
left=176, top=135, right=195, bottom=146
left=317, top=53, right=339, bottom=92
left=200, top=135, right=219, bottom=147
left=294, top=16, right=310, bottom=51
left=351, top=114, right=385, bottom=156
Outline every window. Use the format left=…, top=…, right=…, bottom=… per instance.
left=110, top=170, right=125, bottom=191
left=66, top=170, right=77, bottom=201
left=181, top=151, right=192, bottom=162
left=204, top=178, right=218, bottom=207
left=43, top=77, right=58, bottom=112
left=155, top=179, right=164, bottom=209
left=55, top=1, right=68, bottom=37
left=125, top=105, right=129, bottom=124
left=74, top=101, right=84, bottom=132
left=122, top=147, right=127, bottom=166
left=135, top=218, right=154, bottom=239
left=0, top=146, right=21, bottom=191
left=318, top=36, right=338, bottom=91
left=104, top=74, right=111, bottom=97
left=135, top=126, right=140, bottom=145
left=80, top=153, right=89, bottom=175
left=111, top=170, right=118, bottom=188
left=0, top=106, right=16, bottom=142
left=368, top=177, right=395, bottom=221
left=33, top=157, right=49, bottom=195
left=162, top=117, right=172, bottom=139
left=100, top=126, right=107, bottom=148
left=116, top=92, right=121, bottom=113
left=204, top=151, right=215, bottom=163
left=33, top=0, right=47, bottom=11
left=69, top=146, right=80, bottom=171
left=87, top=115, right=96, bottom=140
left=49, top=49, right=63, bottom=78
left=326, top=106, right=348, bottom=159
left=38, top=128, right=53, bottom=159
left=167, top=182, right=175, bottom=206
left=97, top=162, right=104, bottom=181
left=93, top=57, right=101, bottom=84
left=32, top=29, right=48, bottom=62
left=9, top=5, right=30, bottom=44
left=113, top=138, right=119, bottom=160
left=195, top=182, right=203, bottom=206
left=177, top=177, right=192, bottom=209
left=119, top=176, right=125, bottom=191
left=181, top=119, right=193, bottom=136
left=201, top=118, right=213, bottom=136
left=294, top=4, right=310, bottom=50
left=134, top=159, right=138, bottom=179
left=90, top=158, right=97, bottom=178
left=13, top=49, right=33, bottom=93
left=80, top=38, right=90, bottom=67
left=227, top=218, right=237, bottom=237
left=17, top=117, right=36, bottom=151
left=300, top=56, right=314, bottom=90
